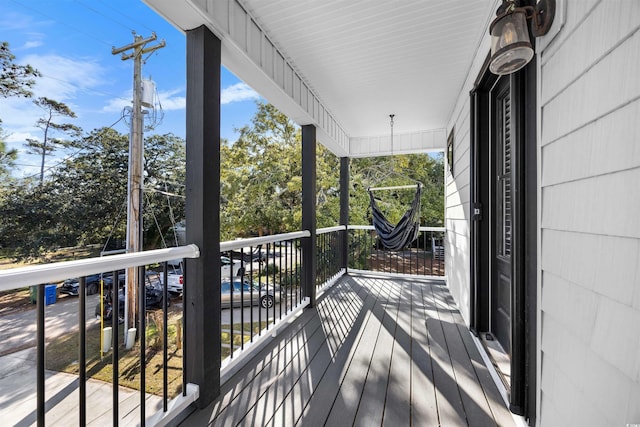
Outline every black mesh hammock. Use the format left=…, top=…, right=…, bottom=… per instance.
left=368, top=185, right=422, bottom=251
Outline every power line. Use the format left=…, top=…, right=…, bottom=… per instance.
left=73, top=0, right=135, bottom=33
left=95, top=0, right=156, bottom=34
left=10, top=0, right=115, bottom=48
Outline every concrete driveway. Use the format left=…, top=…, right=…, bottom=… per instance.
left=0, top=293, right=163, bottom=426
left=0, top=293, right=101, bottom=356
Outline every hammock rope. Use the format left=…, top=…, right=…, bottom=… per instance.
left=368, top=184, right=422, bottom=251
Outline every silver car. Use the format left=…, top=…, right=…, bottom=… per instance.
left=221, top=279, right=279, bottom=309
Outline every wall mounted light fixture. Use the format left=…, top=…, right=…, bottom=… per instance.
left=489, top=0, right=555, bottom=75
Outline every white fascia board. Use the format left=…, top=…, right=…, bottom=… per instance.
left=348, top=128, right=447, bottom=158
left=142, top=0, right=221, bottom=38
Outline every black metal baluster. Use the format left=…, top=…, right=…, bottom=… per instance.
left=36, top=283, right=45, bottom=427
left=249, top=247, right=254, bottom=342
left=266, top=243, right=271, bottom=329
left=229, top=251, right=234, bottom=356
left=139, top=265, right=146, bottom=426
left=112, top=270, right=120, bottom=424
left=181, top=259, right=187, bottom=397
left=271, top=243, right=276, bottom=323
left=258, top=251, right=262, bottom=335
left=292, top=242, right=302, bottom=306
left=239, top=249, right=244, bottom=350
left=79, top=277, right=87, bottom=425
left=162, top=262, right=168, bottom=412
left=278, top=242, right=283, bottom=319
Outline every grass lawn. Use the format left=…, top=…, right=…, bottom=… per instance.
left=46, top=311, right=185, bottom=398
left=45, top=311, right=268, bottom=398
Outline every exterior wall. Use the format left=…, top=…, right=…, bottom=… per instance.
left=445, top=1, right=640, bottom=425
left=444, top=30, right=493, bottom=325
left=538, top=1, right=640, bottom=426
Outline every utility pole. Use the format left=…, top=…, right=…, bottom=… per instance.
left=112, top=33, right=165, bottom=341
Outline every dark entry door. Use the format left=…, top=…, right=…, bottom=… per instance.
left=491, top=77, right=512, bottom=354
left=471, top=56, right=537, bottom=419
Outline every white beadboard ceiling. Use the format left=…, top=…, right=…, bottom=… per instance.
left=144, top=0, right=498, bottom=154
left=239, top=0, right=495, bottom=138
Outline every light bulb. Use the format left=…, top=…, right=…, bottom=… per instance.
left=500, top=22, right=517, bottom=48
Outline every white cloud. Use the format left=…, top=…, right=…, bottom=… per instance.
left=101, top=82, right=258, bottom=113
left=21, top=40, right=44, bottom=50
left=5, top=131, right=38, bottom=144
left=0, top=54, right=106, bottom=152
left=221, top=83, right=259, bottom=105
left=103, top=87, right=184, bottom=113
left=0, top=12, right=52, bottom=32
left=102, top=92, right=133, bottom=113
left=156, top=88, right=185, bottom=111
left=23, top=53, right=104, bottom=101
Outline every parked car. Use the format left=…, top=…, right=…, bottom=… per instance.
left=221, top=278, right=280, bottom=309
left=94, top=272, right=168, bottom=321
left=226, top=245, right=266, bottom=263
left=165, top=267, right=183, bottom=296
left=60, top=270, right=125, bottom=296
left=221, top=255, right=243, bottom=279
left=162, top=256, right=244, bottom=295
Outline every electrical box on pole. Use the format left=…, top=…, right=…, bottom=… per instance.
left=141, top=79, right=155, bottom=108
left=112, top=32, right=165, bottom=345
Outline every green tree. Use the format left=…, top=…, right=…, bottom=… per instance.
left=0, top=179, right=61, bottom=260
left=348, top=153, right=444, bottom=227
left=0, top=41, right=40, bottom=98
left=0, top=41, right=39, bottom=181
left=142, top=133, right=186, bottom=249
left=0, top=122, right=17, bottom=176
left=220, top=101, right=444, bottom=239
left=0, top=128, right=187, bottom=259
left=221, top=102, right=302, bottom=239
left=316, top=144, right=340, bottom=228
left=49, top=128, right=186, bottom=251
left=25, top=97, right=82, bottom=184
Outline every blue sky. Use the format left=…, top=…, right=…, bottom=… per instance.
left=1, top=0, right=260, bottom=177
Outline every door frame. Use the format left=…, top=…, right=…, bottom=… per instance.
left=469, top=53, right=537, bottom=423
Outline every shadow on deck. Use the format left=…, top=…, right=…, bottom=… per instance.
left=181, top=274, right=514, bottom=426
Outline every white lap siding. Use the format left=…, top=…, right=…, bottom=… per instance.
left=539, top=1, right=640, bottom=425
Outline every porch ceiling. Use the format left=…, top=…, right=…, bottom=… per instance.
left=143, top=0, right=497, bottom=156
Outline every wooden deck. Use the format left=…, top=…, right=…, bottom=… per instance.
left=182, top=274, right=514, bottom=426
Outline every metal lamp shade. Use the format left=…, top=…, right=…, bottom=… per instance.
left=489, top=9, right=534, bottom=75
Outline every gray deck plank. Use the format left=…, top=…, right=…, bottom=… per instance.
left=240, top=279, right=370, bottom=426
left=180, top=275, right=515, bottom=427
left=422, top=281, right=468, bottom=426
left=452, top=313, right=516, bottom=427
left=430, top=283, right=498, bottom=427
left=185, top=302, right=326, bottom=426
left=381, top=280, right=412, bottom=427
left=351, top=280, right=404, bottom=426
left=322, top=278, right=395, bottom=427
left=260, top=279, right=372, bottom=426
left=284, top=277, right=384, bottom=426
left=269, top=277, right=382, bottom=427
left=409, top=282, right=440, bottom=427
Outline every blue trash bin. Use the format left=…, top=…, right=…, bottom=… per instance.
left=44, top=284, right=57, bottom=306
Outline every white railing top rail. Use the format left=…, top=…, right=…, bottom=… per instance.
left=347, top=225, right=446, bottom=232
left=316, top=226, right=346, bottom=235
left=0, top=244, right=200, bottom=292
left=220, top=230, right=310, bottom=252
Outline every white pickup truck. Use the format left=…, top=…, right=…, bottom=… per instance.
left=164, top=256, right=243, bottom=295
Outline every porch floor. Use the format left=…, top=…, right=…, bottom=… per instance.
left=182, top=274, right=514, bottom=426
